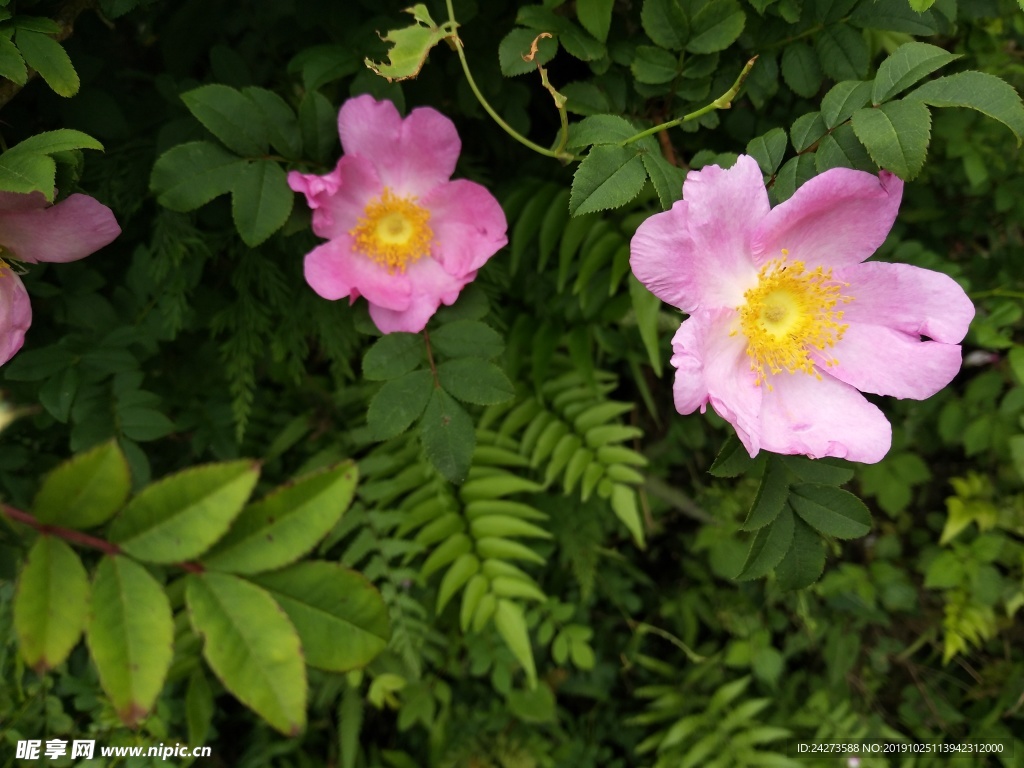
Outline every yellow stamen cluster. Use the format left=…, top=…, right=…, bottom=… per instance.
left=350, top=188, right=433, bottom=272
left=735, top=253, right=851, bottom=388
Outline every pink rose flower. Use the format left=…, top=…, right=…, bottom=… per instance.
left=289, top=95, right=508, bottom=333
left=0, top=191, right=121, bottom=366
left=630, top=155, right=974, bottom=464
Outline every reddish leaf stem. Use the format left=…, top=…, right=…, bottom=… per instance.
left=1, top=503, right=123, bottom=556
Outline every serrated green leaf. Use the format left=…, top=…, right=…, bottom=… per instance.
left=737, top=505, right=794, bottom=580
left=252, top=561, right=389, bottom=673
left=641, top=0, right=689, bottom=50
left=365, top=4, right=448, bottom=81
left=742, top=457, right=789, bottom=530
left=781, top=43, right=822, bottom=98
left=849, top=0, right=938, bottom=35
left=299, top=90, right=338, bottom=165
left=181, top=84, right=269, bottom=156
left=367, top=369, right=434, bottom=440
left=774, top=516, right=825, bottom=590
left=420, top=388, right=475, bottom=483
left=150, top=141, right=246, bottom=212
left=850, top=99, right=931, bottom=179
left=86, top=557, right=173, bottom=726
left=571, top=145, right=647, bottom=216
left=745, top=127, right=788, bottom=176
left=14, top=537, right=89, bottom=670
left=906, top=71, right=1024, bottom=145
left=709, top=433, right=757, bottom=477
left=363, top=333, right=424, bottom=380
left=517, top=6, right=605, bottom=61
left=231, top=159, right=293, bottom=246
left=33, top=440, right=130, bottom=529
left=687, top=0, right=745, bottom=54
left=0, top=150, right=56, bottom=199
left=430, top=320, right=504, bottom=359
left=631, top=45, right=679, bottom=84
left=0, top=36, right=26, bottom=84
left=117, top=406, right=174, bottom=442
left=186, top=572, right=306, bottom=735
left=815, top=23, right=868, bottom=82
left=5, top=129, right=103, bottom=157
left=790, top=111, right=826, bottom=152
left=109, top=460, right=260, bottom=563
left=494, top=599, right=538, bottom=688
left=628, top=274, right=664, bottom=375
left=185, top=670, right=214, bottom=746
left=773, top=154, right=817, bottom=202
left=202, top=462, right=357, bottom=574
left=243, top=87, right=302, bottom=158
left=577, top=0, right=614, bottom=41
left=499, top=27, right=558, bottom=77
left=814, top=124, right=876, bottom=173
left=566, top=114, right=639, bottom=149
left=871, top=42, right=960, bottom=105
left=439, top=358, right=515, bottom=405
left=15, top=30, right=78, bottom=96
left=790, top=483, right=872, bottom=538
left=641, top=151, right=686, bottom=209
left=781, top=455, right=854, bottom=485
left=820, top=80, right=872, bottom=128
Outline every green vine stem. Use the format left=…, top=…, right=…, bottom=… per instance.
left=621, top=56, right=759, bottom=147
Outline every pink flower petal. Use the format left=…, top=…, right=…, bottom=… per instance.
left=338, top=95, right=460, bottom=197
left=672, top=308, right=763, bottom=455
left=753, top=169, right=902, bottom=270
left=422, top=180, right=507, bottom=277
left=0, top=191, right=49, bottom=212
left=368, top=256, right=468, bottom=333
left=835, top=261, right=974, bottom=343
left=0, top=193, right=120, bottom=264
left=304, top=236, right=411, bottom=311
left=815, top=323, right=963, bottom=400
left=0, top=267, right=31, bottom=366
left=290, top=155, right=382, bottom=241
left=757, top=371, right=891, bottom=463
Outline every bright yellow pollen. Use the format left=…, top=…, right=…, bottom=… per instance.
left=350, top=188, right=433, bottom=272
left=734, top=256, right=851, bottom=388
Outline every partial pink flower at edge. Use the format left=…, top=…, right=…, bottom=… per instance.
left=288, top=95, right=508, bottom=334
left=630, top=155, right=975, bottom=464
left=0, top=191, right=121, bottom=367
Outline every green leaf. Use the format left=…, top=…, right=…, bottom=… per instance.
left=628, top=274, right=664, bottom=375
left=15, top=30, right=78, bottom=97
left=570, top=145, right=647, bottom=216
left=181, top=84, right=269, bottom=156
left=150, top=141, right=246, bottom=212
left=814, top=23, right=868, bottom=82
left=709, top=433, right=757, bottom=478
left=642, top=151, right=686, bottom=209
left=252, top=561, right=390, bottom=673
left=790, top=483, right=872, bottom=539
left=243, top=87, right=302, bottom=158
left=367, top=369, right=434, bottom=440
left=781, top=43, right=822, bottom=98
left=6, top=129, right=103, bottom=156
left=742, top=457, right=789, bottom=531
left=850, top=99, right=931, bottom=179
left=774, top=516, right=825, bottom=590
left=0, top=36, right=26, bottom=85
left=33, top=440, right=131, bottom=529
left=686, top=0, right=745, bottom=54
left=745, top=127, right=788, bottom=176
left=364, top=4, right=449, bottom=82
left=203, top=462, right=358, bottom=574
left=439, top=358, right=516, bottom=406
left=0, top=150, right=55, bottom=199
left=85, top=557, right=173, bottom=726
left=186, top=572, right=306, bottom=735
left=231, top=160, right=294, bottom=246
left=566, top=114, right=639, bottom=149
left=736, top=505, right=794, bottom=580
left=871, top=42, right=960, bottom=105
left=640, top=0, right=689, bottom=50
left=631, top=45, right=679, bottom=84
left=14, top=537, right=90, bottom=670
left=499, top=28, right=558, bottom=77
left=494, top=599, right=538, bottom=688
left=577, top=0, right=614, bottom=42
left=790, top=111, right=826, bottom=152
left=773, top=154, right=816, bottom=202
left=781, top=456, right=854, bottom=485
left=849, top=0, right=938, bottom=35
left=517, top=6, right=606, bottom=61
left=363, top=333, right=424, bottom=380
left=610, top=483, right=645, bottom=547
left=814, top=124, right=876, bottom=173
left=185, top=671, right=214, bottom=746
left=906, top=71, right=1024, bottom=145
left=108, top=460, right=260, bottom=563
left=299, top=90, right=338, bottom=165
left=820, top=80, right=872, bottom=129
left=430, top=320, right=504, bottom=360
left=437, top=553, right=480, bottom=613
left=117, top=405, right=175, bottom=442
left=420, top=389, right=475, bottom=483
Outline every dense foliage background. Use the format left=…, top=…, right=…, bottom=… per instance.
left=1, top=0, right=1023, bottom=765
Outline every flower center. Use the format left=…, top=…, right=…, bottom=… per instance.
left=735, top=253, right=851, bottom=387
left=349, top=188, right=433, bottom=272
